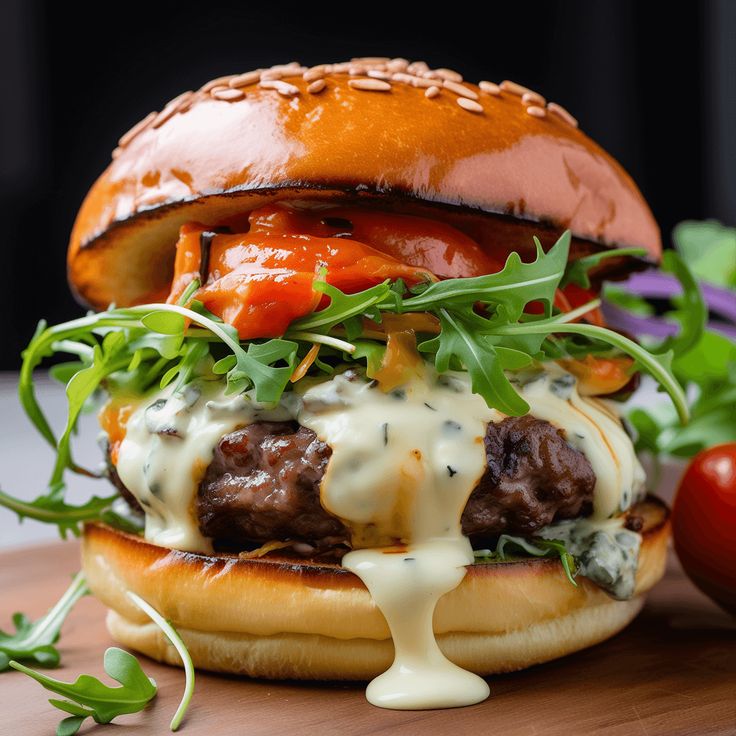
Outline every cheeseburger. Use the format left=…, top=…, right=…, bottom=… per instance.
left=8, top=58, right=683, bottom=710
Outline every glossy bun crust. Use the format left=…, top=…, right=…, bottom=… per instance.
left=68, top=59, right=660, bottom=310
left=82, top=497, right=669, bottom=680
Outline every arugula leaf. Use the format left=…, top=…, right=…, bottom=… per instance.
left=127, top=592, right=194, bottom=731
left=141, top=310, right=187, bottom=335
left=474, top=535, right=577, bottom=586
left=398, top=232, right=570, bottom=319
left=50, top=331, right=131, bottom=486
left=350, top=340, right=386, bottom=377
left=290, top=280, right=390, bottom=332
left=629, top=330, right=736, bottom=457
left=491, top=317, right=689, bottom=423
left=0, top=486, right=118, bottom=539
left=10, top=647, right=157, bottom=734
left=0, top=572, right=88, bottom=671
left=657, top=251, right=707, bottom=356
left=560, top=247, right=648, bottom=289
left=419, top=309, right=530, bottom=416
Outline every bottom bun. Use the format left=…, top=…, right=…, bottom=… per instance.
left=82, top=497, right=669, bottom=680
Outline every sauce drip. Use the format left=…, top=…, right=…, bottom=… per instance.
left=297, top=368, right=495, bottom=708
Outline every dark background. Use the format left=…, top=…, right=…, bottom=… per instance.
left=1, top=0, right=734, bottom=369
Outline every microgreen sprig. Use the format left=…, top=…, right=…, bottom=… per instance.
left=126, top=592, right=194, bottom=732
left=10, top=647, right=157, bottom=736
left=0, top=572, right=89, bottom=671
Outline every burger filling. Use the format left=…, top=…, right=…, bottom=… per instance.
left=7, top=200, right=688, bottom=708
left=85, top=203, right=658, bottom=595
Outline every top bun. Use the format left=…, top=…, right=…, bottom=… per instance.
left=68, top=58, right=660, bottom=310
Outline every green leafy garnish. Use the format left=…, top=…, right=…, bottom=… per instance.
left=474, top=535, right=577, bottom=586
left=0, top=572, right=88, bottom=671
left=0, top=487, right=117, bottom=539
left=672, top=220, right=736, bottom=288
left=10, top=647, right=157, bottom=735
left=126, top=592, right=194, bottom=731
left=419, top=308, right=531, bottom=415
left=657, top=251, right=708, bottom=357
left=560, top=247, right=648, bottom=289
left=602, top=221, right=736, bottom=458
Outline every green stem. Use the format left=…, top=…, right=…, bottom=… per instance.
left=126, top=593, right=194, bottom=731
left=492, top=321, right=689, bottom=423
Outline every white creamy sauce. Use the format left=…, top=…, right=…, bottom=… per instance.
left=116, top=382, right=290, bottom=552
left=113, top=363, right=645, bottom=710
left=297, top=369, right=496, bottom=708
left=513, top=365, right=646, bottom=518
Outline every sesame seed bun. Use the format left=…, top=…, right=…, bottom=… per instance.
left=67, top=59, right=660, bottom=310
left=81, top=497, right=669, bottom=680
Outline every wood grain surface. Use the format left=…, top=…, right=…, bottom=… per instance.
left=1, top=541, right=734, bottom=736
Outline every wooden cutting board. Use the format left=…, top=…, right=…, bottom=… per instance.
left=1, top=540, right=734, bottom=736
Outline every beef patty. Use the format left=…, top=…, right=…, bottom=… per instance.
left=112, top=416, right=595, bottom=553
left=195, top=415, right=594, bottom=552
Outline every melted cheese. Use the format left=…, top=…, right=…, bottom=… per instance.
left=297, top=369, right=495, bottom=708
left=113, top=363, right=645, bottom=710
left=116, top=382, right=290, bottom=552
left=514, top=365, right=646, bottom=518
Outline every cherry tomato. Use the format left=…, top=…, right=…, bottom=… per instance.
left=672, top=443, right=736, bottom=614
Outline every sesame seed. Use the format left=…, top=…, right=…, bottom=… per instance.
left=407, top=60, right=430, bottom=75
left=212, top=87, right=245, bottom=102
left=270, top=62, right=305, bottom=76
left=425, top=85, right=441, bottom=99
left=112, top=146, right=122, bottom=159
left=500, top=79, right=534, bottom=97
left=303, top=67, right=325, bottom=82
left=457, top=97, right=483, bottom=114
left=260, top=68, right=283, bottom=81
left=169, top=91, right=194, bottom=111
left=479, top=80, right=501, bottom=96
left=436, top=68, right=463, bottom=83
left=260, top=79, right=300, bottom=96
left=422, top=70, right=441, bottom=79
left=410, top=76, right=436, bottom=89
left=348, top=78, right=392, bottom=92
left=522, top=91, right=546, bottom=107
left=391, top=72, right=414, bottom=84
left=367, top=69, right=391, bottom=80
left=352, top=56, right=390, bottom=64
left=547, top=102, right=579, bottom=128
left=118, top=111, right=156, bottom=148
left=229, top=70, right=261, bottom=88
left=443, top=80, right=479, bottom=100
left=307, top=79, right=326, bottom=94
left=208, top=85, right=228, bottom=95
left=176, top=91, right=195, bottom=113
left=200, top=75, right=237, bottom=93
left=349, top=65, right=367, bottom=76
left=151, top=99, right=182, bottom=129
left=387, top=58, right=409, bottom=73
left=526, top=105, right=546, bottom=118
